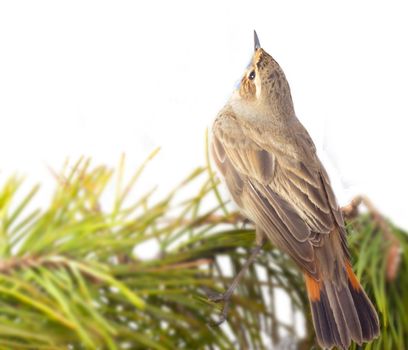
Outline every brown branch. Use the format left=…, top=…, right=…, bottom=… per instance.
left=159, top=212, right=251, bottom=228
left=144, top=259, right=213, bottom=272
left=0, top=254, right=213, bottom=282
left=0, top=256, right=39, bottom=274
left=0, top=255, right=101, bottom=283
left=342, top=195, right=401, bottom=281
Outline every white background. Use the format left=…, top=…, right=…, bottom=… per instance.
left=1, top=1, right=407, bottom=229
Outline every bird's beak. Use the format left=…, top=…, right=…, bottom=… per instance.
left=254, top=30, right=261, bottom=51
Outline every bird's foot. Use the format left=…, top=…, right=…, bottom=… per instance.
left=207, top=290, right=225, bottom=303
left=205, top=288, right=232, bottom=326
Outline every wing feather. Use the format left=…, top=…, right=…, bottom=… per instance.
left=244, top=181, right=316, bottom=274
left=212, top=107, right=345, bottom=275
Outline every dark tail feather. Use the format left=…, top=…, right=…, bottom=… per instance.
left=345, top=263, right=380, bottom=342
left=305, top=265, right=380, bottom=349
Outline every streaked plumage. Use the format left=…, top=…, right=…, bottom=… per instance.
left=211, top=32, right=379, bottom=349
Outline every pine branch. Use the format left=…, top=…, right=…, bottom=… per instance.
left=0, top=155, right=406, bottom=349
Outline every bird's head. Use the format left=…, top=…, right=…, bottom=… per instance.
left=231, top=31, right=295, bottom=120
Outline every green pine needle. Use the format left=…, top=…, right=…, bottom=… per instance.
left=0, top=155, right=406, bottom=349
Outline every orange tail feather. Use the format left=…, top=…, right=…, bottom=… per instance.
left=304, top=263, right=379, bottom=349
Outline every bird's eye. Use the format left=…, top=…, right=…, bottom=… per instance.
left=248, top=70, right=256, bottom=80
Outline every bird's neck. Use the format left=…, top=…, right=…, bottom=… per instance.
left=229, top=94, right=296, bottom=130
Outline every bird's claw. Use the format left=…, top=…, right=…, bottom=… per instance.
left=209, top=301, right=230, bottom=326
left=207, top=291, right=226, bottom=303
left=210, top=312, right=228, bottom=326
left=204, top=288, right=231, bottom=326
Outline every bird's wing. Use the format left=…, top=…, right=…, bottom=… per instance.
left=241, top=116, right=344, bottom=235
left=212, top=108, right=345, bottom=276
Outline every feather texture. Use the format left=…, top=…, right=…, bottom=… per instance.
left=212, top=104, right=379, bottom=348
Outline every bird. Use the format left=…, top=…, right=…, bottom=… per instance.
left=210, top=31, right=380, bottom=350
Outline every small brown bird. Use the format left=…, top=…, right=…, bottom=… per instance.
left=211, top=31, right=380, bottom=349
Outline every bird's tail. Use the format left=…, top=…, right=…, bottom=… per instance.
left=304, top=262, right=380, bottom=349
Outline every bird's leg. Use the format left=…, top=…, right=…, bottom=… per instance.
left=208, top=236, right=266, bottom=326
left=241, top=218, right=253, bottom=229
